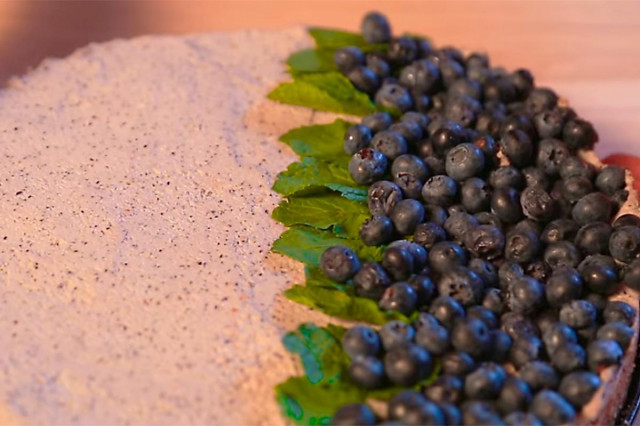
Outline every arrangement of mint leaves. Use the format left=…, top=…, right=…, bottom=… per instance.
left=269, top=28, right=435, bottom=425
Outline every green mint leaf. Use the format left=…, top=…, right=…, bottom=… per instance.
left=308, top=28, right=367, bottom=48
left=285, top=284, right=408, bottom=325
left=287, top=48, right=337, bottom=73
left=279, top=119, right=353, bottom=160
left=272, top=193, right=369, bottom=239
left=272, top=157, right=366, bottom=200
left=272, top=225, right=383, bottom=267
left=282, top=323, right=349, bottom=385
left=268, top=72, right=377, bottom=116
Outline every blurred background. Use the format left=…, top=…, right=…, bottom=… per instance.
left=1, top=1, right=639, bottom=161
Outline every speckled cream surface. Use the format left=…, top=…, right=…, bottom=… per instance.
left=0, top=28, right=342, bottom=425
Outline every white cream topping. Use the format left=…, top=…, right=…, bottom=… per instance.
left=0, top=28, right=341, bottom=425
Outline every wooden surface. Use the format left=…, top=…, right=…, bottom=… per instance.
left=1, top=0, right=639, bottom=160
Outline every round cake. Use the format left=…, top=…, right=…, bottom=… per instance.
left=0, top=26, right=638, bottom=425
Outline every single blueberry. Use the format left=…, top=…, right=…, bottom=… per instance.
left=572, top=192, right=613, bottom=225
left=384, top=344, right=432, bottom=386
left=587, top=338, right=623, bottom=372
left=609, top=225, right=640, bottom=263
left=491, top=187, right=523, bottom=224
left=368, top=180, right=403, bottom=216
left=362, top=111, right=392, bottom=133
left=379, top=282, right=418, bottom=315
left=353, top=262, right=392, bottom=300
left=349, top=148, right=388, bottom=185
left=342, top=325, right=381, bottom=359
left=559, top=300, right=597, bottom=329
left=349, top=355, right=385, bottom=389
left=361, top=11, right=392, bottom=43
left=334, top=46, right=365, bottom=73
left=558, top=371, right=601, bottom=409
left=545, top=267, right=584, bottom=308
left=380, top=320, right=416, bottom=351
left=413, top=222, right=447, bottom=249
left=498, top=129, right=534, bottom=168
left=530, top=390, right=576, bottom=426
left=445, top=143, right=486, bottom=181
left=360, top=215, right=394, bottom=246
left=321, top=245, right=361, bottom=282
left=331, top=403, right=376, bottom=426
left=429, top=295, right=466, bottom=329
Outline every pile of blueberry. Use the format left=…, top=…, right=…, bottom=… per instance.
left=323, top=11, right=640, bottom=426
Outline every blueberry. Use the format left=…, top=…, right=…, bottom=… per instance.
left=509, top=68, right=534, bottom=98
left=362, top=112, right=393, bottom=133
left=489, top=330, right=513, bottom=363
left=504, top=412, right=543, bottom=426
left=390, top=121, right=424, bottom=145
left=347, top=66, right=381, bottom=94
left=349, top=355, right=385, bottom=389
left=379, top=282, right=418, bottom=315
left=501, top=112, right=537, bottom=142
left=483, top=76, right=517, bottom=103
left=587, top=338, right=623, bottom=371
left=551, top=342, right=586, bottom=373
left=423, top=204, right=448, bottom=226
left=505, top=231, right=540, bottom=264
left=581, top=263, right=619, bottom=295
left=445, top=143, right=485, bottom=181
left=559, top=300, right=597, bottom=329
left=542, top=321, right=578, bottom=355
left=476, top=110, right=505, bottom=138
left=380, top=320, right=415, bottom=351
left=415, top=320, right=450, bottom=356
left=473, top=135, right=499, bottom=168
left=413, top=222, right=446, bottom=249
left=429, top=296, right=466, bottom=329
left=466, top=52, right=490, bottom=69
left=522, top=167, right=551, bottom=191
left=574, top=222, right=611, bottom=256
left=465, top=363, right=506, bottom=399
left=331, top=403, right=377, bottom=426
left=394, top=173, right=423, bottom=200
left=384, top=344, right=432, bottom=386
left=401, top=60, right=442, bottom=96
left=612, top=189, right=630, bottom=209
left=422, top=155, right=445, bottom=176
left=442, top=351, right=475, bottom=376
left=375, top=83, right=414, bottom=112
left=428, top=241, right=468, bottom=273
left=342, top=325, right=381, bottom=360
left=445, top=94, right=480, bottom=127
left=489, top=166, right=524, bottom=190
left=388, top=390, right=444, bottom=425
left=461, top=401, right=503, bottom=425
left=526, top=87, right=558, bottom=114
left=558, top=371, right=602, bottom=409
left=361, top=11, right=391, bottom=44
left=544, top=241, right=581, bottom=269
left=511, top=217, right=543, bottom=236
left=413, top=312, right=439, bottom=330
left=497, top=377, right=532, bottom=414
left=441, top=59, right=466, bottom=90
left=353, top=262, right=392, bottom=300
left=430, top=124, right=466, bottom=157
left=392, top=154, right=429, bottom=182
left=624, top=259, right=640, bottom=291
left=390, top=199, right=425, bottom=235
left=536, top=309, right=560, bottom=335
left=334, top=46, right=365, bottom=73
left=537, top=138, right=571, bottom=176
left=584, top=292, right=608, bottom=313
left=519, top=361, right=559, bottom=392
left=507, top=276, right=544, bottom=315
left=368, top=180, right=403, bottom=216
left=451, top=318, right=490, bottom=358
left=482, top=288, right=505, bottom=315
left=444, top=212, right=479, bottom=244
left=510, top=336, right=543, bottom=368
left=498, top=262, right=525, bottom=290
left=572, top=192, right=613, bottom=225
left=560, top=155, right=597, bottom=181
left=382, top=240, right=417, bottom=274
left=534, top=108, right=573, bottom=139
left=613, top=213, right=640, bottom=229
left=499, top=129, right=534, bottom=168
left=344, top=124, right=373, bottom=155
left=401, top=111, right=431, bottom=132
left=449, top=78, right=482, bottom=100
left=530, top=390, right=576, bottom=426
left=462, top=306, right=497, bottom=329
left=520, top=185, right=556, bottom=223
left=437, top=266, right=485, bottom=307
left=609, top=225, right=640, bottom=263
left=387, top=36, right=419, bottom=66
left=422, top=175, right=459, bottom=206
left=597, top=322, right=634, bottom=350
left=470, top=258, right=498, bottom=286
left=491, top=187, right=523, bottom=224
left=359, top=215, right=394, bottom=246
left=349, top=148, right=388, bottom=185
left=526, top=259, right=552, bottom=283
left=541, top=219, right=580, bottom=244
left=438, top=402, right=462, bottom=426
left=370, top=130, right=408, bottom=161
left=321, top=245, right=361, bottom=282
left=595, top=165, right=626, bottom=196
left=604, top=300, right=636, bottom=326
left=545, top=267, right=584, bottom=307
left=563, top=118, right=598, bottom=150
left=424, top=375, right=463, bottom=404
left=365, top=53, right=391, bottom=78
left=408, top=274, right=436, bottom=307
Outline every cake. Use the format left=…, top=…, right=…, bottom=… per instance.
left=0, top=24, right=638, bottom=425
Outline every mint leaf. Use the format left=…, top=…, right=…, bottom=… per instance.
left=287, top=48, right=337, bottom=73
left=272, top=193, right=369, bottom=239
left=272, top=157, right=367, bottom=201
left=308, top=28, right=368, bottom=48
left=272, top=226, right=383, bottom=267
left=268, top=72, right=377, bottom=116
left=283, top=323, right=349, bottom=385
left=285, top=285, right=408, bottom=325
left=279, top=119, right=353, bottom=160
